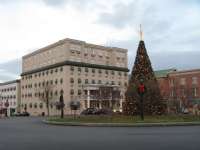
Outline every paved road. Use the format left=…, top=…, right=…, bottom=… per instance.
left=0, top=117, right=200, bottom=150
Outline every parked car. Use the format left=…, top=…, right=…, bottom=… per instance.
left=13, top=112, right=30, bottom=117
left=94, top=108, right=113, bottom=115
left=80, top=108, right=98, bottom=115
left=21, top=112, right=30, bottom=116
left=13, top=112, right=21, bottom=117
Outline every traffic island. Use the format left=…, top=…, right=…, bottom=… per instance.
left=44, top=115, right=200, bottom=127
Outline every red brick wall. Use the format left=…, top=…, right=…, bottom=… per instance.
left=157, top=70, right=200, bottom=108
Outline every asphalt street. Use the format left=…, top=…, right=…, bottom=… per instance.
left=0, top=117, right=200, bottom=150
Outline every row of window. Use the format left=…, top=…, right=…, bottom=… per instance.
left=21, top=103, right=48, bottom=109
left=22, top=79, right=63, bottom=89
left=0, top=101, right=16, bottom=106
left=70, top=78, right=127, bottom=86
left=70, top=66, right=127, bottom=76
left=1, top=95, right=16, bottom=99
left=1, top=87, right=16, bottom=92
left=170, top=77, right=199, bottom=86
left=170, top=87, right=199, bottom=97
left=22, top=89, right=64, bottom=98
left=22, top=67, right=63, bottom=80
left=70, top=50, right=125, bottom=62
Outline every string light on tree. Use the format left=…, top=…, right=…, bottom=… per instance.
left=123, top=25, right=166, bottom=116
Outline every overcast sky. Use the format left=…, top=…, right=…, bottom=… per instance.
left=0, top=0, right=199, bottom=82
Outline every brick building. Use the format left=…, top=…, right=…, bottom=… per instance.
left=155, top=69, right=200, bottom=114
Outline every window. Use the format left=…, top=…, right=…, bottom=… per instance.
left=180, top=78, right=186, bottom=85
left=92, top=68, right=95, bottom=73
left=85, top=79, right=88, bottom=84
left=118, top=71, right=121, bottom=76
left=180, top=88, right=186, bottom=96
left=29, top=103, right=32, bottom=108
left=124, top=82, right=128, bottom=87
left=42, top=72, right=45, bottom=76
left=192, top=88, right=198, bottom=97
left=98, top=69, right=102, bottom=74
left=60, top=78, right=63, bottom=84
left=192, top=77, right=198, bottom=85
left=78, top=67, right=81, bottom=72
left=111, top=81, right=115, bottom=85
left=60, top=67, right=63, bottom=72
left=70, top=78, right=74, bottom=83
left=78, top=90, right=82, bottom=95
left=105, top=70, right=108, bottom=75
left=85, top=68, right=88, bottom=73
left=60, top=89, right=64, bottom=95
left=34, top=103, right=37, bottom=108
left=124, top=72, right=127, bottom=77
left=46, top=71, right=49, bottom=75
left=50, top=69, right=53, bottom=74
left=39, top=103, right=43, bottom=109
left=170, top=90, right=175, bottom=97
left=92, top=80, right=95, bottom=84
left=118, top=81, right=121, bottom=86
left=54, top=91, right=58, bottom=96
left=55, top=68, right=58, bottom=73
left=78, top=78, right=81, bottom=84
left=98, top=80, right=102, bottom=84
left=50, top=80, right=53, bottom=85
left=70, top=66, right=74, bottom=71
left=70, top=89, right=74, bottom=95
left=55, top=79, right=58, bottom=84
left=111, top=71, right=115, bottom=75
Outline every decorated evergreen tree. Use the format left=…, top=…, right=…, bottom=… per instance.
left=123, top=36, right=166, bottom=115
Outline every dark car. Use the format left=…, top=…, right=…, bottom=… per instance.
left=21, top=112, right=30, bottom=116
left=80, top=108, right=98, bottom=115
left=94, top=108, right=113, bottom=115
left=13, top=112, right=30, bottom=117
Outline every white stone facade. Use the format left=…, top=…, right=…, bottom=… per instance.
left=21, top=38, right=129, bottom=116
left=0, top=80, right=21, bottom=116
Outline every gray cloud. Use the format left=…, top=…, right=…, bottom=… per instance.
left=43, top=0, right=67, bottom=6
left=109, top=39, right=200, bottom=71
left=0, top=59, right=21, bottom=82
left=98, top=0, right=200, bottom=55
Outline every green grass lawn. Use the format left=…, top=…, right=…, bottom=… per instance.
left=47, top=115, right=200, bottom=124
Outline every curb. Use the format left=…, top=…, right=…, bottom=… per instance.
left=43, top=120, right=200, bottom=127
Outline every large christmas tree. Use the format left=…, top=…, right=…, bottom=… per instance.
left=123, top=39, right=166, bottom=115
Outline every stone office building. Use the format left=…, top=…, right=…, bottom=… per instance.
left=21, top=38, right=129, bottom=116
left=0, top=80, right=21, bottom=116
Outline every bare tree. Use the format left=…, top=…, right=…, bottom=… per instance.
left=35, top=81, right=55, bottom=117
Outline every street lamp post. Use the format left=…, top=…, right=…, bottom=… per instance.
left=137, top=78, right=146, bottom=121
left=5, top=99, right=9, bottom=117
left=59, top=92, right=65, bottom=119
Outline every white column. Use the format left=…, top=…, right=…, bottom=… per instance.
left=120, top=98, right=123, bottom=110
left=109, top=100, right=112, bottom=109
left=87, top=90, right=90, bottom=108
left=99, top=101, right=102, bottom=109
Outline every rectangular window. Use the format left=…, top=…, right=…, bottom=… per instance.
left=180, top=78, right=186, bottom=85
left=192, top=77, right=198, bottom=85
left=192, top=88, right=198, bottom=97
